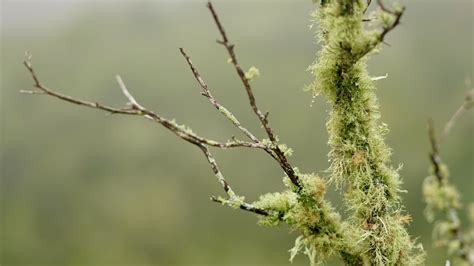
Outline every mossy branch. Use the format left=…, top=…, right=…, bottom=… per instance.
left=309, top=0, right=423, bottom=264
left=22, top=0, right=455, bottom=265
left=423, top=90, right=474, bottom=265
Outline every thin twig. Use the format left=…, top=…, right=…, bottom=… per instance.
left=22, top=55, right=261, bottom=150
left=20, top=90, right=45, bottom=94
left=363, top=0, right=372, bottom=14
left=206, top=1, right=271, bottom=140
left=22, top=54, right=270, bottom=216
left=211, top=196, right=271, bottom=216
left=206, top=0, right=301, bottom=189
left=442, top=89, right=474, bottom=140
left=179, top=48, right=261, bottom=144
left=377, top=0, right=405, bottom=43
left=200, top=146, right=269, bottom=216
left=428, top=120, right=443, bottom=183
left=116, top=75, right=144, bottom=110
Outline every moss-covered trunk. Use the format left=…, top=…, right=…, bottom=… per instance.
left=310, top=0, right=423, bottom=264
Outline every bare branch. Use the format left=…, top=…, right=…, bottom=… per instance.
left=23, top=2, right=300, bottom=217
left=179, top=48, right=261, bottom=144
left=116, top=75, right=144, bottom=110
left=377, top=0, right=405, bottom=44
left=211, top=196, right=271, bottom=216
left=23, top=53, right=271, bottom=216
left=363, top=0, right=372, bottom=14
left=200, top=145, right=270, bottom=216
left=197, top=144, right=271, bottom=216
left=22, top=54, right=262, bottom=151
left=428, top=119, right=443, bottom=183
left=206, top=1, right=301, bottom=190
left=206, top=1, right=271, bottom=140
left=442, top=89, right=474, bottom=140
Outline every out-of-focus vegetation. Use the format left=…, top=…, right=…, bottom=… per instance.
left=1, top=0, right=472, bottom=265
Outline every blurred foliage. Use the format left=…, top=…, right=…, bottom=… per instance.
left=1, top=0, right=472, bottom=265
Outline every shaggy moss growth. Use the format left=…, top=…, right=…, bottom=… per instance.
left=307, top=0, right=423, bottom=264
left=254, top=173, right=362, bottom=265
left=253, top=1, right=426, bottom=264
left=22, top=1, right=433, bottom=265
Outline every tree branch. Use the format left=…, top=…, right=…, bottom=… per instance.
left=428, top=120, right=443, bottom=184
left=199, top=145, right=270, bottom=216
left=206, top=0, right=301, bottom=190
left=363, top=0, right=372, bottom=14
left=22, top=1, right=304, bottom=219
left=22, top=53, right=271, bottom=216
left=211, top=196, right=271, bottom=216
left=377, top=0, right=405, bottom=44
left=426, top=119, right=472, bottom=263
left=179, top=48, right=261, bottom=144
left=22, top=54, right=261, bottom=150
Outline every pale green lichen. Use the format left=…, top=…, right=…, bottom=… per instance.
left=253, top=174, right=361, bottom=265
left=278, top=143, right=294, bottom=157
left=245, top=66, right=260, bottom=81
left=215, top=195, right=245, bottom=210
left=217, top=106, right=240, bottom=125
left=423, top=175, right=460, bottom=222
left=306, top=0, right=424, bottom=264
left=261, top=138, right=294, bottom=157
left=422, top=153, right=474, bottom=264
left=228, top=1, right=425, bottom=265
left=229, top=195, right=245, bottom=209
left=170, top=118, right=195, bottom=135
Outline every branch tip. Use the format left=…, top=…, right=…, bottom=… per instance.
left=115, top=75, right=144, bottom=110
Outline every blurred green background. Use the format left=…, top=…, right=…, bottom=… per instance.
left=1, top=0, right=472, bottom=265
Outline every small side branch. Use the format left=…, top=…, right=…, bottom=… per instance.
left=377, top=0, right=405, bottom=44
left=206, top=1, right=273, bottom=141
left=428, top=120, right=443, bottom=183
left=442, top=89, right=474, bottom=140
left=22, top=53, right=271, bottom=217
left=179, top=48, right=261, bottom=144
left=22, top=54, right=259, bottom=150
left=211, top=196, right=271, bottom=216
left=206, top=1, right=301, bottom=189
left=363, top=0, right=372, bottom=14
left=426, top=119, right=472, bottom=263
left=200, top=145, right=270, bottom=216
left=356, top=0, right=405, bottom=59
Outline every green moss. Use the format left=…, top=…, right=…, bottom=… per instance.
left=254, top=173, right=359, bottom=265
left=307, top=0, right=424, bottom=264
left=251, top=1, right=424, bottom=264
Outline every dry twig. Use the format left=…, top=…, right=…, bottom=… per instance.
left=22, top=52, right=268, bottom=216
left=377, top=0, right=405, bottom=44
left=22, top=0, right=303, bottom=217
left=442, top=89, right=474, bottom=140
left=206, top=1, right=301, bottom=189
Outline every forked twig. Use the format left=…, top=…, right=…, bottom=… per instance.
left=206, top=1, right=301, bottom=189
left=22, top=0, right=309, bottom=217
left=377, top=0, right=405, bottom=43
left=22, top=52, right=268, bottom=216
